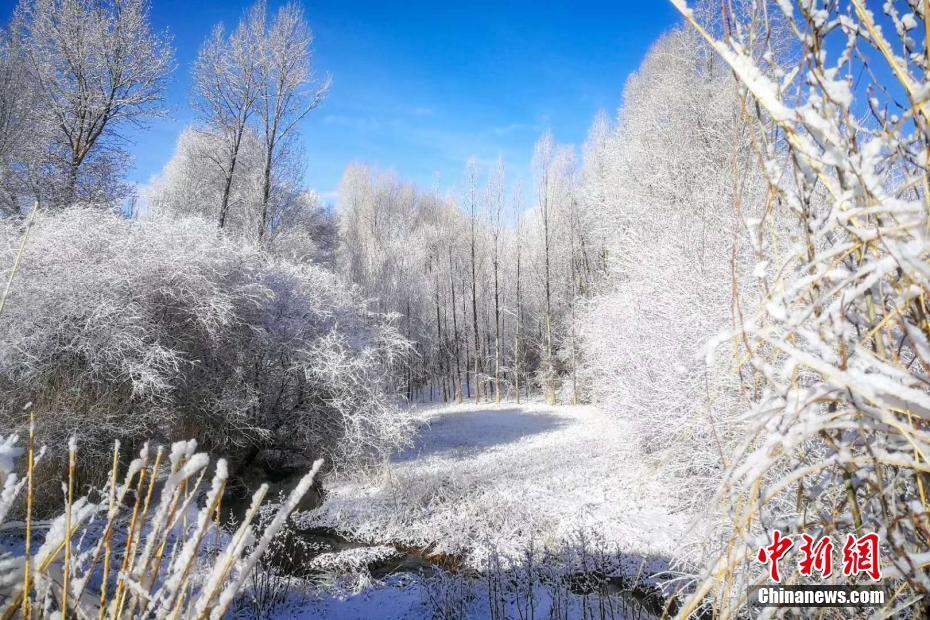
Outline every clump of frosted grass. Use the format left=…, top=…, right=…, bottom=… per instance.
left=0, top=428, right=322, bottom=618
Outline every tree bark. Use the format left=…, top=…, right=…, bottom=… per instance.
left=449, top=249, right=463, bottom=402
left=470, top=209, right=481, bottom=402
left=218, top=128, right=245, bottom=229
left=542, top=173, right=555, bottom=404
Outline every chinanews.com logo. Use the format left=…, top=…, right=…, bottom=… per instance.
left=749, top=530, right=886, bottom=608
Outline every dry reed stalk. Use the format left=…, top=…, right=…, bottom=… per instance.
left=106, top=447, right=164, bottom=620
left=22, top=410, right=35, bottom=620
left=213, top=495, right=221, bottom=553
left=112, top=452, right=151, bottom=617
left=97, top=441, right=121, bottom=617
left=136, top=462, right=208, bottom=612
left=195, top=484, right=269, bottom=618
left=62, top=439, right=76, bottom=618
left=153, top=468, right=204, bottom=560
left=164, top=478, right=226, bottom=616
left=0, top=429, right=320, bottom=619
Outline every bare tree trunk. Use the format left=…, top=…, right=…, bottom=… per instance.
left=218, top=167, right=236, bottom=228
left=449, top=250, right=463, bottom=402
left=542, top=178, right=555, bottom=405
left=434, top=268, right=447, bottom=402
left=514, top=216, right=523, bottom=404
left=443, top=305, right=455, bottom=400
left=258, top=148, right=273, bottom=243
left=493, top=240, right=501, bottom=404
left=569, top=217, right=578, bottom=405
left=484, top=306, right=491, bottom=400
left=405, top=299, right=412, bottom=400
left=470, top=206, right=481, bottom=403
left=462, top=270, right=471, bottom=400
left=64, top=156, right=79, bottom=208
left=218, top=128, right=245, bottom=228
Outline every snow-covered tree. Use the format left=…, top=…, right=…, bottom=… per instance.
left=252, top=0, right=328, bottom=243
left=0, top=24, right=39, bottom=215
left=191, top=3, right=261, bottom=228
left=157, top=1, right=325, bottom=244
left=574, top=18, right=771, bottom=542
left=146, top=126, right=263, bottom=237
left=13, top=0, right=173, bottom=208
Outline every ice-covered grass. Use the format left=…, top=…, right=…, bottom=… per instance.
left=299, top=400, right=695, bottom=572
left=0, top=432, right=324, bottom=618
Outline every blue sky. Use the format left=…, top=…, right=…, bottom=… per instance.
left=0, top=0, right=680, bottom=202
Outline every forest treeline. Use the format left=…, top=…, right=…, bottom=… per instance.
left=140, top=3, right=611, bottom=406
left=0, top=0, right=614, bottom=503
left=0, top=0, right=623, bottom=420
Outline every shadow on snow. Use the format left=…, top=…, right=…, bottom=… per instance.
left=393, top=407, right=569, bottom=462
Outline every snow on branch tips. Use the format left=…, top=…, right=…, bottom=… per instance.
left=0, top=209, right=413, bottom=495
left=670, top=0, right=930, bottom=615
left=0, top=435, right=324, bottom=618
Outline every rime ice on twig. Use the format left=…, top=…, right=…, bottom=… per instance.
left=0, top=437, right=323, bottom=619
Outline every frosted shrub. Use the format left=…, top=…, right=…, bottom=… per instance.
left=0, top=209, right=411, bottom=494
left=671, top=0, right=930, bottom=614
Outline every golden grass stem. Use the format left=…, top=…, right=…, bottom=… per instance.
left=122, top=447, right=164, bottom=619
left=196, top=485, right=268, bottom=619
left=164, top=479, right=226, bottom=616
left=112, top=457, right=150, bottom=618
left=97, top=441, right=121, bottom=618
left=21, top=410, right=35, bottom=620
left=62, top=439, right=76, bottom=618
left=138, top=462, right=203, bottom=605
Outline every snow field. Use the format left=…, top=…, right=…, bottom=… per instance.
left=301, top=400, right=695, bottom=571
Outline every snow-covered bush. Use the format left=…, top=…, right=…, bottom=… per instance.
left=670, top=0, right=930, bottom=614
left=575, top=20, right=770, bottom=516
left=0, top=209, right=411, bottom=495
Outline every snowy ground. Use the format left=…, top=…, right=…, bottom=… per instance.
left=301, top=399, right=693, bottom=570
left=278, top=400, right=701, bottom=618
